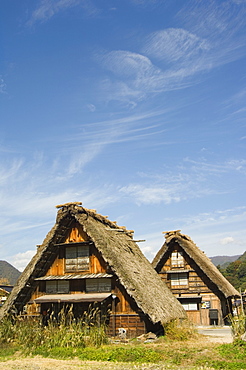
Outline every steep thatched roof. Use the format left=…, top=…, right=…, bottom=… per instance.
left=0, top=203, right=185, bottom=323
left=152, top=230, right=240, bottom=298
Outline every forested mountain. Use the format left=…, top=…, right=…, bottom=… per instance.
left=217, top=252, right=246, bottom=292
left=210, top=255, right=241, bottom=268
left=0, top=261, right=21, bottom=285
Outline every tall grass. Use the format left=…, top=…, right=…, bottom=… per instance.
left=228, top=312, right=246, bottom=340
left=0, top=305, right=108, bottom=351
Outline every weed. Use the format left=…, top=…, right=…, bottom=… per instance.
left=163, top=318, right=198, bottom=340
left=228, top=312, right=246, bottom=340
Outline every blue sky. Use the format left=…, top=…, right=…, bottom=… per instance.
left=1, top=0, right=246, bottom=271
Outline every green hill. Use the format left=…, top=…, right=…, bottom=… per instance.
left=0, top=260, right=21, bottom=286
left=217, top=252, right=246, bottom=292
left=238, top=251, right=246, bottom=262
left=210, top=255, right=241, bottom=268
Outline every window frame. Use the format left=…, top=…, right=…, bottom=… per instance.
left=171, top=250, right=184, bottom=268
left=46, top=280, right=69, bottom=294
left=65, top=244, right=90, bottom=272
left=86, top=278, right=112, bottom=293
left=170, top=272, right=188, bottom=286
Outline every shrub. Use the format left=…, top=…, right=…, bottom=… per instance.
left=163, top=319, right=198, bottom=341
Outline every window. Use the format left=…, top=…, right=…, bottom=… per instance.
left=171, top=251, right=184, bottom=267
left=86, top=278, right=111, bottom=293
left=65, top=244, right=90, bottom=271
left=170, top=272, right=188, bottom=286
left=178, top=298, right=200, bottom=311
left=46, top=280, right=69, bottom=294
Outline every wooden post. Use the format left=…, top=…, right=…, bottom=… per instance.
left=112, top=295, right=116, bottom=337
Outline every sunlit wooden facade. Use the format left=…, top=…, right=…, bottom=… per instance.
left=0, top=203, right=185, bottom=337
left=152, top=231, right=239, bottom=326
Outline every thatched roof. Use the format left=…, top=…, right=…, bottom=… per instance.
left=0, top=203, right=186, bottom=323
left=152, top=230, right=239, bottom=298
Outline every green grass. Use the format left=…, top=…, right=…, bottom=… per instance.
left=194, top=340, right=246, bottom=370
left=1, top=314, right=246, bottom=369
left=1, top=339, right=246, bottom=369
left=0, top=343, right=19, bottom=360
left=31, top=345, right=162, bottom=363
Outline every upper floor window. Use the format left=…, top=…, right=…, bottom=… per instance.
left=65, top=244, right=90, bottom=272
left=171, top=251, right=184, bottom=268
left=170, top=272, right=188, bottom=286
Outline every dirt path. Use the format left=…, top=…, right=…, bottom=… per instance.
left=197, top=326, right=233, bottom=344
left=0, top=358, right=185, bottom=370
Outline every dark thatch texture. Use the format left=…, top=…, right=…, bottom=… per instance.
left=152, top=230, right=239, bottom=298
left=0, top=204, right=186, bottom=324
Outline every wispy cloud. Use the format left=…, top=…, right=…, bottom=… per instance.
left=97, top=1, right=246, bottom=106
left=27, top=0, right=98, bottom=26
left=98, top=49, right=199, bottom=104
left=52, top=109, right=172, bottom=175
left=120, top=184, right=182, bottom=205
left=0, top=76, right=6, bottom=94
left=119, top=156, right=246, bottom=206
left=143, top=28, right=210, bottom=64
left=140, top=205, right=246, bottom=260
left=184, top=158, right=246, bottom=175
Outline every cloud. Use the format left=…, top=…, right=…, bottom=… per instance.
left=87, top=104, right=96, bottom=112
left=143, top=28, right=210, bottom=64
left=58, top=110, right=170, bottom=175
left=27, top=0, right=98, bottom=26
left=120, top=184, right=181, bottom=205
left=118, top=154, right=246, bottom=206
left=184, top=158, right=246, bottom=175
left=220, top=236, right=235, bottom=245
left=97, top=1, right=246, bottom=106
left=9, top=250, right=36, bottom=272
left=98, top=49, right=198, bottom=104
left=0, top=76, right=6, bottom=94
left=100, top=51, right=165, bottom=96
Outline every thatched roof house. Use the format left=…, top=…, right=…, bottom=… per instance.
left=152, top=230, right=239, bottom=325
left=0, top=203, right=185, bottom=336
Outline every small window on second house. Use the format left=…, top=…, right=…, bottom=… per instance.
left=65, top=244, right=90, bottom=271
left=170, top=272, right=188, bottom=286
left=171, top=251, right=184, bottom=267
left=178, top=298, right=201, bottom=311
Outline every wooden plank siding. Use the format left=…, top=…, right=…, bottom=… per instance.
left=107, top=314, right=146, bottom=338
left=26, top=223, right=150, bottom=336
left=158, top=248, right=225, bottom=326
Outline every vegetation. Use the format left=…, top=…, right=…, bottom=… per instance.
left=217, top=251, right=246, bottom=291
left=0, top=306, right=108, bottom=350
left=0, top=314, right=246, bottom=369
left=0, top=334, right=246, bottom=369
left=228, top=312, right=246, bottom=340
left=211, top=255, right=242, bottom=269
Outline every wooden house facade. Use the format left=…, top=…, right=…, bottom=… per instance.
left=0, top=203, right=185, bottom=338
left=152, top=231, right=239, bottom=326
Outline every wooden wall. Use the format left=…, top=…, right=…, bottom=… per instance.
left=158, top=246, right=225, bottom=326
left=26, top=223, right=149, bottom=336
